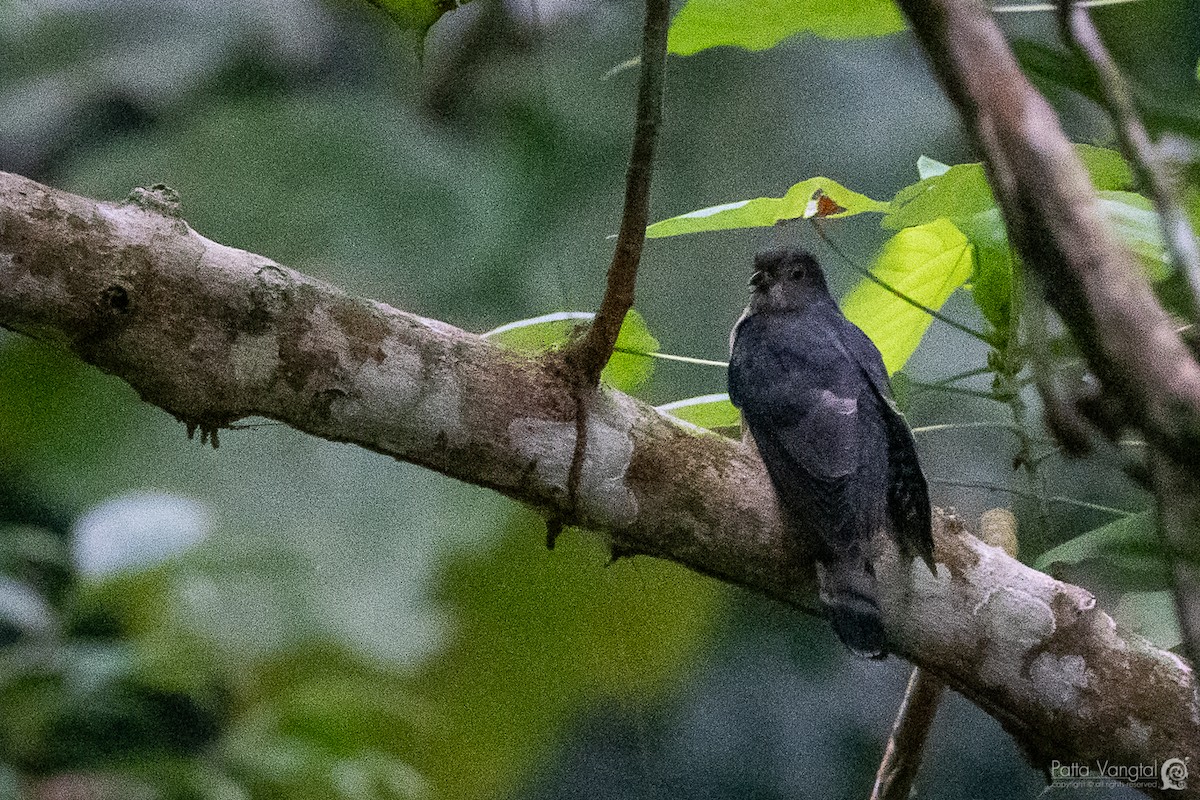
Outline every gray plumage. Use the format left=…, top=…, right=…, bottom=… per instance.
left=728, top=248, right=935, bottom=658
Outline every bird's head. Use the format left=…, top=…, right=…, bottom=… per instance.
left=748, top=248, right=831, bottom=314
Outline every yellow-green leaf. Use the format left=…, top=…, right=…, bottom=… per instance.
left=655, top=393, right=740, bottom=430
left=482, top=310, right=659, bottom=392
left=667, top=0, right=905, bottom=55
left=841, top=219, right=973, bottom=374
left=647, top=177, right=887, bottom=239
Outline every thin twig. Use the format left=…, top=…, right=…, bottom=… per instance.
left=910, top=421, right=1018, bottom=434
left=870, top=668, right=946, bottom=800
left=567, top=0, right=670, bottom=385
left=611, top=346, right=729, bottom=367
left=908, top=380, right=1002, bottom=402
left=560, top=0, right=668, bottom=524
left=927, top=365, right=993, bottom=387
left=814, top=224, right=995, bottom=345
left=1057, top=0, right=1200, bottom=317
left=929, top=478, right=1136, bottom=517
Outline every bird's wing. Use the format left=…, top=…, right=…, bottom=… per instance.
left=731, top=314, right=870, bottom=552
left=833, top=317, right=935, bottom=569
left=744, top=407, right=863, bottom=555
left=882, top=411, right=935, bottom=569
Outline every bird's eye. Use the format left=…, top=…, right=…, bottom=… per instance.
left=790, top=269, right=805, bottom=280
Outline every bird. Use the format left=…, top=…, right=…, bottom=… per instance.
left=728, top=248, right=935, bottom=658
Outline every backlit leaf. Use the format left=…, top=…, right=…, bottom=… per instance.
left=1078, top=144, right=1133, bottom=191
left=955, top=207, right=1012, bottom=332
left=840, top=218, right=974, bottom=374
left=884, top=163, right=993, bottom=231
left=667, top=0, right=905, bottom=55
left=483, top=310, right=660, bottom=392
left=647, top=178, right=886, bottom=239
left=655, top=393, right=740, bottom=431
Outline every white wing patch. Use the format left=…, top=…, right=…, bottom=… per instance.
left=819, top=389, right=858, bottom=415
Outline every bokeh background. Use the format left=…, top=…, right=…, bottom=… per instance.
left=2, top=0, right=1195, bottom=797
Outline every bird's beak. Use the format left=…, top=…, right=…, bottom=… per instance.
left=749, top=270, right=768, bottom=291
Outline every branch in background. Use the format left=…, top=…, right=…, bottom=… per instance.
left=870, top=668, right=945, bottom=800
left=895, top=0, right=1200, bottom=670
left=565, top=0, right=669, bottom=384
left=1057, top=0, right=1200, bottom=316
left=556, top=0, right=668, bottom=530
left=1053, top=4, right=1200, bottom=656
left=870, top=508, right=1017, bottom=800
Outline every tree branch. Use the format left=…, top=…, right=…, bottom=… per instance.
left=1, top=172, right=1197, bottom=792
left=1056, top=0, right=1200, bottom=314
left=566, top=0, right=668, bottom=384
left=896, top=0, right=1200, bottom=673
left=1055, top=0, right=1200, bottom=690
left=870, top=668, right=945, bottom=800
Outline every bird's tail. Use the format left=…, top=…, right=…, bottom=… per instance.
left=816, top=556, right=886, bottom=659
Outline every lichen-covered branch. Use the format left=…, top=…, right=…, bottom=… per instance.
left=1, top=172, right=1197, bottom=790
left=896, top=0, right=1200, bottom=681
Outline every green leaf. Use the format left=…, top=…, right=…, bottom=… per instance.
left=667, top=0, right=906, bottom=55
left=893, top=145, right=1130, bottom=229
left=607, top=309, right=661, bottom=392
left=1115, top=591, right=1181, bottom=650
left=647, top=177, right=887, bottom=239
left=1077, top=144, right=1134, bottom=191
left=884, top=163, right=994, bottom=231
left=956, top=207, right=1013, bottom=331
left=888, top=148, right=1142, bottom=332
left=1097, top=191, right=1172, bottom=281
left=888, top=162, right=1005, bottom=333
left=655, top=393, right=740, bottom=430
left=483, top=310, right=659, bottom=392
left=1033, top=512, right=1169, bottom=589
left=840, top=219, right=974, bottom=374
left=361, top=0, right=454, bottom=36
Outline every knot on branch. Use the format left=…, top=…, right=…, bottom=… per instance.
left=125, top=184, right=182, bottom=218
